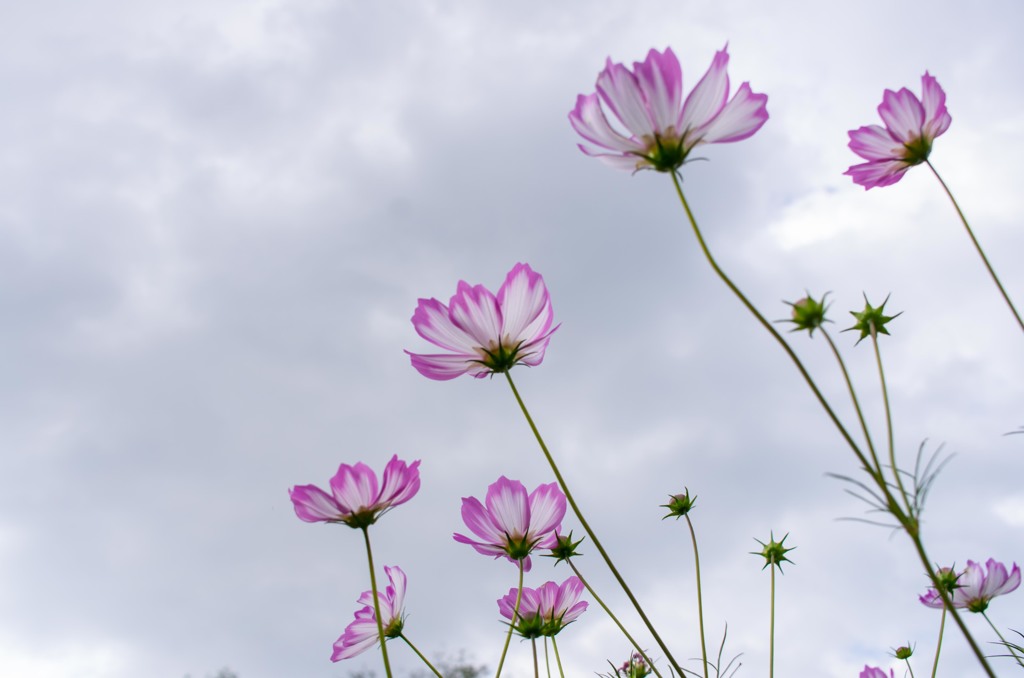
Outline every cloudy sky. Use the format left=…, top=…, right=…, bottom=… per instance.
left=3, top=1, right=1024, bottom=677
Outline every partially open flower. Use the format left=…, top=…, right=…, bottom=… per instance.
left=406, top=263, right=557, bottom=381
left=454, top=476, right=566, bottom=572
left=859, top=667, right=894, bottom=678
left=570, top=46, right=768, bottom=173
left=845, top=72, right=951, bottom=189
left=332, top=565, right=407, bottom=661
left=919, top=559, right=1021, bottom=613
left=289, top=455, right=420, bottom=529
left=497, top=576, right=588, bottom=638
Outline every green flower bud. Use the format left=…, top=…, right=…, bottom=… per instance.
left=845, top=293, right=902, bottom=344
left=545, top=531, right=585, bottom=564
left=661, top=488, right=697, bottom=519
left=782, top=292, right=831, bottom=336
left=751, top=532, right=796, bottom=573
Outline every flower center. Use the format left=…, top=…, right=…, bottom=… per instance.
left=641, top=130, right=687, bottom=172
left=475, top=338, right=528, bottom=373
left=901, top=135, right=932, bottom=166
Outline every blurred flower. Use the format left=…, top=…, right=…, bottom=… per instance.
left=406, top=263, right=557, bottom=381
left=783, top=293, right=831, bottom=337
left=569, top=45, right=768, bottom=172
left=332, top=565, right=407, bottom=661
left=919, top=559, right=1021, bottom=613
left=891, top=644, right=914, bottom=660
left=845, top=72, right=951, bottom=189
left=497, top=576, right=588, bottom=638
left=289, top=455, right=421, bottom=529
left=454, top=476, right=566, bottom=571
left=603, top=652, right=652, bottom=678
left=859, top=667, right=894, bottom=678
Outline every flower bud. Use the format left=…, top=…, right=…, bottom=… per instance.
left=661, top=488, right=697, bottom=519
left=783, top=293, right=830, bottom=336
left=751, top=532, right=796, bottom=572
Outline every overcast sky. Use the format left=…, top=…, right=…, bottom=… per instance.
left=3, top=1, right=1024, bottom=677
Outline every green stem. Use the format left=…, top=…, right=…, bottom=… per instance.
left=820, top=327, right=882, bottom=475
left=504, top=371, right=685, bottom=678
left=552, top=636, right=566, bottom=678
left=905, top=658, right=916, bottom=678
left=670, top=173, right=996, bottom=677
left=400, top=635, right=443, bottom=678
left=769, top=559, right=776, bottom=678
left=361, top=527, right=394, bottom=678
left=983, top=611, right=1024, bottom=668
left=566, top=560, right=664, bottom=678
left=544, top=637, right=552, bottom=678
left=870, top=333, right=913, bottom=518
left=532, top=638, right=539, bottom=678
left=930, top=608, right=946, bottom=678
left=495, top=561, right=525, bottom=678
left=926, top=160, right=1024, bottom=336
left=669, top=174, right=875, bottom=477
left=684, top=515, right=709, bottom=678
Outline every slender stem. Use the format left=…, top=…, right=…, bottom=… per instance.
left=361, top=527, right=394, bottom=678
left=532, top=639, right=540, bottom=678
left=983, top=611, right=1024, bottom=668
left=904, top=658, right=916, bottom=678
left=671, top=174, right=996, bottom=676
left=669, top=174, right=874, bottom=476
left=684, top=515, right=709, bottom=678
left=544, top=637, right=552, bottom=678
left=769, top=560, right=776, bottom=678
left=495, top=561, right=525, bottom=678
left=566, top=560, right=664, bottom=678
left=870, top=333, right=913, bottom=518
left=820, top=327, right=882, bottom=474
left=930, top=608, right=946, bottom=678
left=505, top=371, right=686, bottom=678
left=926, top=160, right=1024, bottom=336
left=400, top=635, right=444, bottom=678
left=552, top=636, right=566, bottom=678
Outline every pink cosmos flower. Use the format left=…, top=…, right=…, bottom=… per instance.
left=497, top=576, right=588, bottom=638
left=289, top=455, right=421, bottom=529
left=859, top=667, right=894, bottom=678
left=332, top=565, right=407, bottom=661
left=919, top=558, right=1021, bottom=613
left=406, top=263, right=557, bottom=381
left=569, top=45, right=768, bottom=172
left=453, top=476, right=566, bottom=572
left=845, top=72, right=952, bottom=189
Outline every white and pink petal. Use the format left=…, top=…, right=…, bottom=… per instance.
left=331, top=462, right=379, bottom=513
left=411, top=297, right=480, bottom=354
left=406, top=350, right=476, bottom=381
left=679, top=46, right=731, bottom=134
left=596, top=59, right=656, bottom=138
left=289, top=484, right=344, bottom=522
left=497, top=263, right=553, bottom=345
left=569, top=93, right=642, bottom=154
left=696, top=81, right=768, bottom=145
left=878, top=87, right=925, bottom=144
left=448, top=281, right=503, bottom=348
left=633, top=48, right=683, bottom=133
left=848, top=125, right=902, bottom=161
